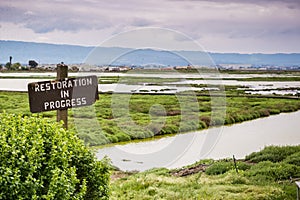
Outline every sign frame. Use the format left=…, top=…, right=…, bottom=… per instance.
left=28, top=75, right=99, bottom=113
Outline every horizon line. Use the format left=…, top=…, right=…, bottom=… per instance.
left=1, top=39, right=300, bottom=55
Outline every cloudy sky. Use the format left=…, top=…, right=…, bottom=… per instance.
left=0, top=0, right=300, bottom=53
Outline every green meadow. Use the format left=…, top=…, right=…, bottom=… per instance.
left=110, top=145, right=300, bottom=199
left=1, top=91, right=300, bottom=146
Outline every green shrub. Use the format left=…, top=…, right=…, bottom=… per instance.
left=161, top=124, right=178, bottom=135
left=108, top=134, right=119, bottom=143
left=283, top=152, right=300, bottom=166
left=199, top=120, right=207, bottom=129
left=245, top=145, right=300, bottom=163
left=258, top=109, right=270, bottom=117
left=224, top=115, right=235, bottom=125
left=115, top=132, right=131, bottom=142
left=223, top=171, right=249, bottom=184
left=78, top=130, right=111, bottom=146
left=231, top=113, right=244, bottom=123
left=236, top=161, right=252, bottom=171
left=206, top=160, right=251, bottom=175
left=246, top=161, right=300, bottom=181
left=269, top=109, right=280, bottom=115
left=210, top=116, right=224, bottom=126
left=205, top=161, right=233, bottom=175
left=200, top=116, right=211, bottom=127
left=0, top=113, right=110, bottom=200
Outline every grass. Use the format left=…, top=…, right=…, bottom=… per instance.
left=111, top=170, right=285, bottom=199
left=1, top=88, right=299, bottom=199
left=1, top=91, right=300, bottom=146
left=110, top=145, right=300, bottom=199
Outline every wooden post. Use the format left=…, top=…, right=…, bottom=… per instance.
left=57, top=63, right=68, bottom=129
left=233, top=155, right=238, bottom=174
left=296, top=181, right=300, bottom=200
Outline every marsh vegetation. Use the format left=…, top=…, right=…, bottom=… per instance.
left=1, top=91, right=300, bottom=146
left=110, top=145, right=300, bottom=199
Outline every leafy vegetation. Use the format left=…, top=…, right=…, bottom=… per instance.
left=205, top=160, right=251, bottom=175
left=1, top=91, right=300, bottom=146
left=0, top=113, right=110, bottom=199
left=110, top=145, right=300, bottom=199
left=245, top=145, right=300, bottom=163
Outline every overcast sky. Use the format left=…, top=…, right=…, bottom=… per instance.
left=0, top=0, right=300, bottom=53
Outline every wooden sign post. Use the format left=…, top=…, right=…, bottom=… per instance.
left=57, top=63, right=68, bottom=129
left=28, top=63, right=99, bottom=129
left=296, top=181, right=300, bottom=200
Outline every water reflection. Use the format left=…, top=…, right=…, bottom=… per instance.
left=96, top=111, right=300, bottom=171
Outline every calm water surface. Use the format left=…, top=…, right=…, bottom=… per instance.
left=96, top=111, right=300, bottom=171
left=1, top=78, right=299, bottom=92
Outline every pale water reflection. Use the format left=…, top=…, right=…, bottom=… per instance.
left=1, top=77, right=300, bottom=93
left=96, top=111, right=300, bottom=171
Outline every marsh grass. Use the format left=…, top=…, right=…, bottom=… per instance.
left=1, top=91, right=300, bottom=146
left=1, top=91, right=300, bottom=199
left=110, top=145, right=300, bottom=199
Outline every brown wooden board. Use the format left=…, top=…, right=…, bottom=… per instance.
left=28, top=75, right=99, bottom=113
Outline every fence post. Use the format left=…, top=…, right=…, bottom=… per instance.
left=56, top=63, right=68, bottom=129
left=296, top=181, right=300, bottom=200
left=233, top=155, right=238, bottom=174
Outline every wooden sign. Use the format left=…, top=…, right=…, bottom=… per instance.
left=28, top=75, right=99, bottom=113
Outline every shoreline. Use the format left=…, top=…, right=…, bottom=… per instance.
left=94, top=109, right=300, bottom=150
left=96, top=110, right=300, bottom=171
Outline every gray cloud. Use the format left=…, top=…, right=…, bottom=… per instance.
left=0, top=6, right=29, bottom=23
left=0, top=0, right=299, bottom=52
left=168, top=0, right=300, bottom=7
left=1, top=0, right=298, bottom=34
left=0, top=1, right=113, bottom=33
left=131, top=18, right=154, bottom=27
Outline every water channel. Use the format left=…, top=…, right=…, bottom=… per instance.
left=96, top=111, right=300, bottom=171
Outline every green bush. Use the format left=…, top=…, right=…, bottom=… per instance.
left=198, top=120, right=207, bottom=129
left=210, top=116, right=224, bottom=126
left=205, top=161, right=233, bottom=175
left=115, top=132, right=131, bottom=142
left=206, top=160, right=251, bottom=175
left=160, top=124, right=178, bottom=135
left=0, top=113, right=110, bottom=200
left=269, top=109, right=280, bottom=115
left=246, top=161, right=300, bottom=181
left=78, top=130, right=110, bottom=146
left=245, top=145, right=300, bottom=163
left=224, top=115, right=235, bottom=125
left=236, top=161, right=252, bottom=171
left=258, top=109, right=270, bottom=117
left=200, top=116, right=211, bottom=127
left=283, top=152, right=300, bottom=166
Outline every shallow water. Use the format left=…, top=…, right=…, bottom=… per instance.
left=1, top=72, right=300, bottom=92
left=96, top=111, right=300, bottom=171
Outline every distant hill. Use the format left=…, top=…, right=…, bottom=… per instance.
left=0, top=40, right=92, bottom=64
left=1, top=40, right=300, bottom=66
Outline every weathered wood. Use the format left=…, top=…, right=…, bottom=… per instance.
left=57, top=63, right=68, bottom=129
left=296, top=181, right=300, bottom=200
